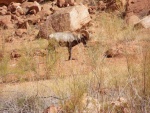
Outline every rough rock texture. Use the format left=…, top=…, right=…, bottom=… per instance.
left=0, top=15, right=13, bottom=29
left=0, top=6, right=7, bottom=15
left=17, top=21, right=29, bottom=29
left=0, top=0, right=43, bottom=6
left=38, top=5, right=91, bottom=38
left=36, top=3, right=53, bottom=21
left=15, top=28, right=27, bottom=36
left=8, top=2, right=24, bottom=16
left=57, top=0, right=75, bottom=8
left=21, top=1, right=41, bottom=15
left=26, top=1, right=41, bottom=15
left=26, top=15, right=41, bottom=24
left=135, top=15, right=150, bottom=28
left=0, top=0, right=25, bottom=6
left=126, top=0, right=150, bottom=18
left=126, top=15, right=140, bottom=25
left=10, top=49, right=21, bottom=59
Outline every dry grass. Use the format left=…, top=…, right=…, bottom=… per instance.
left=0, top=10, right=150, bottom=113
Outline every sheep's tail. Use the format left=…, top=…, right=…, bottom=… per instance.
left=80, top=30, right=90, bottom=40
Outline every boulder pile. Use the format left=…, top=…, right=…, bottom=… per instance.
left=0, top=0, right=53, bottom=37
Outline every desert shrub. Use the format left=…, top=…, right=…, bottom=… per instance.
left=0, top=55, right=10, bottom=78
left=1, top=95, right=44, bottom=113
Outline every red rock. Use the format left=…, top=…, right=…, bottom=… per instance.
left=17, top=20, right=29, bottom=29
left=10, top=49, right=21, bottom=59
left=21, top=1, right=41, bottom=15
left=126, top=0, right=150, bottom=18
left=0, top=6, right=7, bottom=15
left=57, top=0, right=77, bottom=8
left=135, top=15, right=150, bottom=28
left=27, top=1, right=41, bottom=15
left=8, top=2, right=24, bottom=16
left=0, top=0, right=43, bottom=6
left=0, top=15, right=14, bottom=29
left=126, top=14, right=140, bottom=25
left=15, top=29, right=27, bottom=36
left=98, top=1, right=106, bottom=10
left=26, top=15, right=41, bottom=24
left=36, top=3, right=52, bottom=21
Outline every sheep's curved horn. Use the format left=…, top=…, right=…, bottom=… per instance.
left=80, top=30, right=90, bottom=40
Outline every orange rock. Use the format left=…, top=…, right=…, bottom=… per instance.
left=57, top=0, right=76, bottom=8
left=15, top=29, right=27, bottom=37
left=0, top=6, right=7, bottom=15
left=10, top=49, right=21, bottom=59
left=0, top=15, right=14, bottom=29
left=126, top=0, right=150, bottom=18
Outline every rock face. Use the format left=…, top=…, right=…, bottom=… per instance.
left=126, top=0, right=150, bottom=18
left=38, top=5, right=91, bottom=38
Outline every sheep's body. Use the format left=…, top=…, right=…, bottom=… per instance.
left=49, top=30, right=89, bottom=60
left=49, top=32, right=79, bottom=42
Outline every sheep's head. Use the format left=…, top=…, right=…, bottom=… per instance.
left=80, top=30, right=90, bottom=41
left=48, top=33, right=60, bottom=48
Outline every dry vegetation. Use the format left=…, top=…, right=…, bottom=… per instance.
left=0, top=0, right=150, bottom=113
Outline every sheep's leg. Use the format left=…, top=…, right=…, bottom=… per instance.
left=68, top=46, right=72, bottom=60
left=82, top=39, right=87, bottom=47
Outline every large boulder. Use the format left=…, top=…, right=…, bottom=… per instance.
left=38, top=4, right=91, bottom=38
left=126, top=0, right=150, bottom=18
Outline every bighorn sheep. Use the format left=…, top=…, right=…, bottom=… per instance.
left=48, top=30, right=90, bottom=60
